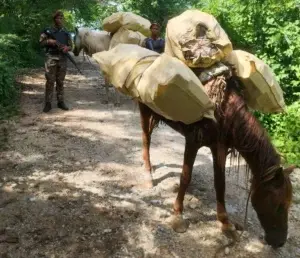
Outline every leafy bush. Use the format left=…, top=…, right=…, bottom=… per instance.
left=256, top=100, right=300, bottom=166
left=0, top=34, right=43, bottom=120
left=273, top=101, right=300, bottom=166
left=0, top=34, right=43, bottom=67
left=0, top=64, right=17, bottom=107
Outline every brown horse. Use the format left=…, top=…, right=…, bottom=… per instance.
left=137, top=73, right=294, bottom=248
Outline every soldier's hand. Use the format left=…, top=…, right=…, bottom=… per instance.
left=47, top=39, right=57, bottom=46
left=60, top=45, right=70, bottom=53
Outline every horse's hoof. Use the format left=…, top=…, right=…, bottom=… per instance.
left=234, top=222, right=244, bottom=231
left=171, top=183, right=179, bottom=193
left=114, top=103, right=121, bottom=107
left=221, top=224, right=240, bottom=241
left=143, top=165, right=154, bottom=173
left=170, top=215, right=190, bottom=233
left=141, top=180, right=153, bottom=189
left=136, top=172, right=153, bottom=189
left=102, top=100, right=109, bottom=104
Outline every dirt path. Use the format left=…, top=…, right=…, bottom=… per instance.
left=0, top=55, right=300, bottom=258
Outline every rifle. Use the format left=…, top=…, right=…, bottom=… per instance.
left=44, top=29, right=83, bottom=75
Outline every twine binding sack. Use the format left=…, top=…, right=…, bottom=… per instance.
left=165, top=10, right=233, bottom=68
left=102, top=12, right=151, bottom=37
left=225, top=50, right=285, bottom=113
left=92, top=44, right=215, bottom=124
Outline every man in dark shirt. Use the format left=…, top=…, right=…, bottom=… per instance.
left=144, top=23, right=165, bottom=54
left=39, top=10, right=73, bottom=112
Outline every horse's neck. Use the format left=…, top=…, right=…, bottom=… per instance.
left=82, top=33, right=96, bottom=56
left=222, top=89, right=281, bottom=180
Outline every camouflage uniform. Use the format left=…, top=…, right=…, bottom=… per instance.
left=39, top=21, right=73, bottom=110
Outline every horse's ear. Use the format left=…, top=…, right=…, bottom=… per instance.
left=283, top=165, right=296, bottom=176
left=75, top=27, right=78, bottom=33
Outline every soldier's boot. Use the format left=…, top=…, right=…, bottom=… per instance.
left=43, top=102, right=52, bottom=113
left=57, top=101, right=69, bottom=111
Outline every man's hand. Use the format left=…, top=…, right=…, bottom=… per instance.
left=47, top=39, right=57, bottom=46
left=60, top=45, right=70, bottom=53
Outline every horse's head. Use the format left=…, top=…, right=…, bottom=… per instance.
left=251, top=165, right=294, bottom=248
left=73, top=27, right=82, bottom=56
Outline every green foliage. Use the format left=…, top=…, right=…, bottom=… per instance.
left=0, top=34, right=42, bottom=68
left=0, top=0, right=104, bottom=39
left=119, top=0, right=198, bottom=30
left=256, top=101, right=300, bottom=166
left=0, top=64, right=16, bottom=107
left=0, top=34, right=41, bottom=120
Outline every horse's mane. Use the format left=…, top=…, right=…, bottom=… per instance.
left=76, top=27, right=111, bottom=56
left=207, top=72, right=282, bottom=180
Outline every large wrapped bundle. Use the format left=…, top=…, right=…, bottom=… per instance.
left=93, top=44, right=215, bottom=124
left=109, top=27, right=146, bottom=49
left=225, top=50, right=285, bottom=113
left=93, top=44, right=159, bottom=95
left=165, top=10, right=233, bottom=68
left=102, top=12, right=151, bottom=37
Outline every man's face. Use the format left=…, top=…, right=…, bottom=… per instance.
left=55, top=15, right=64, bottom=28
left=151, top=25, right=159, bottom=37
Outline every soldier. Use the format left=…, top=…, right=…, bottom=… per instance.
left=39, top=10, right=73, bottom=112
left=144, top=23, right=165, bottom=54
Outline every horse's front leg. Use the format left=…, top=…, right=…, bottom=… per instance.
left=103, top=78, right=121, bottom=107
left=103, top=77, right=110, bottom=104
left=211, top=144, right=242, bottom=239
left=82, top=50, right=86, bottom=61
left=114, top=88, right=121, bottom=107
left=138, top=102, right=157, bottom=188
left=171, top=138, right=198, bottom=233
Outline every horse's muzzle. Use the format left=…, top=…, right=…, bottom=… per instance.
left=264, top=230, right=287, bottom=249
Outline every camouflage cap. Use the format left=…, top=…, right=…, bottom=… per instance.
left=53, top=10, right=64, bottom=20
